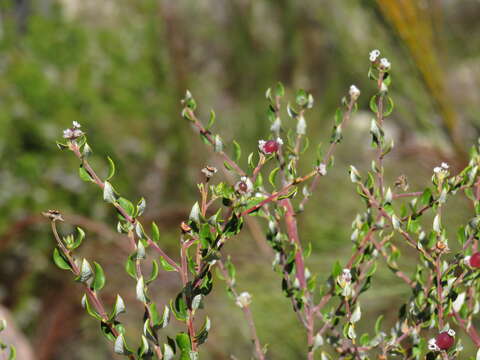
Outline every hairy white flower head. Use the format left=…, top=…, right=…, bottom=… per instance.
left=235, top=292, right=252, bottom=308
left=369, top=49, right=380, bottom=62
left=349, top=85, right=360, bottom=100
left=441, top=162, right=449, bottom=170
left=447, top=329, right=456, bottom=337
left=276, top=137, right=284, bottom=145
left=72, top=121, right=81, bottom=129
left=379, top=58, right=391, bottom=70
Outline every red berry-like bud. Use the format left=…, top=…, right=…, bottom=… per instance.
left=470, top=252, right=480, bottom=268
left=263, top=140, right=279, bottom=154
left=435, top=332, right=454, bottom=350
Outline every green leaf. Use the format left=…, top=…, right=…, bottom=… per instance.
left=8, top=345, right=16, bottom=360
left=139, top=335, right=149, bottom=357
left=375, top=315, right=384, bottom=334
left=79, top=259, right=94, bottom=283
left=195, top=317, right=211, bottom=346
left=383, top=96, right=394, bottom=116
left=146, top=260, right=159, bottom=285
left=275, top=82, right=285, bottom=97
left=176, top=333, right=192, bottom=352
left=269, top=167, right=280, bottom=187
left=110, top=294, right=126, bottom=319
left=151, top=222, right=160, bottom=243
left=93, top=262, right=106, bottom=291
left=53, top=248, right=71, bottom=271
left=79, top=165, right=94, bottom=182
left=163, top=344, right=175, bottom=360
left=351, top=303, right=361, bottom=323
left=148, top=302, right=161, bottom=328
left=103, top=181, right=117, bottom=203
left=136, top=276, right=147, bottom=303
left=369, top=94, right=379, bottom=114
left=161, top=306, right=170, bottom=329
left=191, top=295, right=202, bottom=311
left=296, top=89, right=308, bottom=107
left=334, top=108, right=343, bottom=125
left=125, top=253, right=137, bottom=279
left=71, top=227, right=85, bottom=250
left=331, top=261, right=342, bottom=278
left=106, top=156, right=115, bottom=180
left=135, top=222, right=146, bottom=240
left=114, top=334, right=131, bottom=355
left=137, top=198, right=146, bottom=216
left=56, top=141, right=69, bottom=150
left=232, top=140, right=241, bottom=162
left=82, top=294, right=103, bottom=321
left=136, top=241, right=146, bottom=260
left=82, top=143, right=92, bottom=158
left=118, top=197, right=135, bottom=217
left=160, top=257, right=176, bottom=272
left=171, top=294, right=188, bottom=321
left=189, top=202, right=200, bottom=223
left=207, top=109, right=216, bottom=130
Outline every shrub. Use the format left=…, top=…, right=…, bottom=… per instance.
left=44, top=50, right=480, bottom=360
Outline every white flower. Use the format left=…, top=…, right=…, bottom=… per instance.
left=317, top=163, right=327, bottom=176
left=369, top=49, right=380, bottom=62
left=379, top=58, right=391, bottom=70
left=349, top=85, right=360, bottom=100
left=72, top=121, right=81, bottom=128
left=235, top=292, right=252, bottom=308
left=342, top=268, right=352, bottom=282
left=235, top=176, right=253, bottom=195
left=428, top=338, right=440, bottom=351
left=447, top=329, right=456, bottom=337
left=258, top=140, right=266, bottom=151
left=434, top=163, right=449, bottom=177
left=276, top=137, right=284, bottom=145
left=63, top=128, right=74, bottom=139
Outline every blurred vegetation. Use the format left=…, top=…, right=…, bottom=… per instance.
left=1, top=0, right=480, bottom=359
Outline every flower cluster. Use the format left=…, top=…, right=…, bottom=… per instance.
left=62, top=121, right=84, bottom=140
left=235, top=292, right=252, bottom=308
left=369, top=48, right=391, bottom=71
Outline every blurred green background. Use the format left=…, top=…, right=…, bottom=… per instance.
left=1, top=0, right=480, bottom=359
